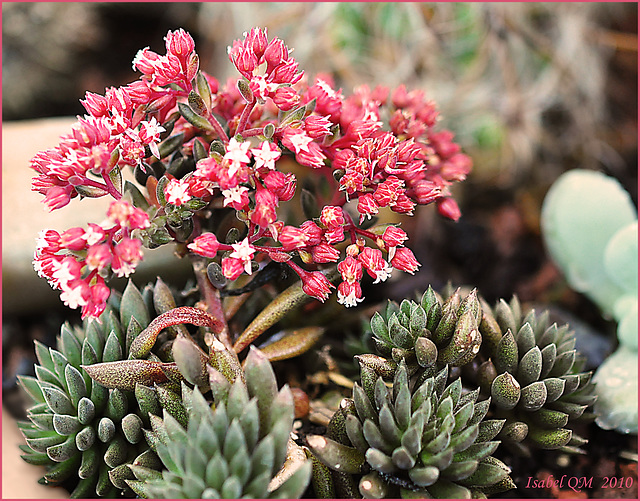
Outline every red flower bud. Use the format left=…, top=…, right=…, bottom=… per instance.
left=221, top=256, right=245, bottom=281
left=382, top=226, right=408, bottom=248
left=60, top=227, right=87, bottom=251
left=188, top=233, right=220, bottom=258
left=264, top=38, right=288, bottom=71
left=338, top=256, right=363, bottom=283
left=246, top=27, right=268, bottom=59
left=411, top=180, right=441, bottom=205
left=437, top=197, right=462, bottom=222
left=165, top=29, right=195, bottom=65
left=304, top=115, right=332, bottom=139
left=279, top=226, right=309, bottom=251
left=357, top=194, right=379, bottom=224
left=301, top=270, right=334, bottom=302
left=310, top=243, right=340, bottom=263
left=390, top=246, right=420, bottom=275
left=300, top=221, right=323, bottom=246
left=273, top=86, right=300, bottom=111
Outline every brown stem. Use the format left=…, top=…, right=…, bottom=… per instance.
left=191, top=255, right=232, bottom=349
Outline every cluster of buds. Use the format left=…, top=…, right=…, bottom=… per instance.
left=33, top=200, right=150, bottom=318
left=31, top=27, right=471, bottom=317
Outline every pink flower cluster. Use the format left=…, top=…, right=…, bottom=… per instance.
left=33, top=201, right=150, bottom=318
left=30, top=29, right=201, bottom=212
left=31, top=26, right=471, bottom=316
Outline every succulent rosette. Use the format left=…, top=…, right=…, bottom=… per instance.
left=307, top=362, right=514, bottom=498
left=17, top=281, right=170, bottom=497
left=128, top=347, right=311, bottom=498
left=474, top=296, right=597, bottom=454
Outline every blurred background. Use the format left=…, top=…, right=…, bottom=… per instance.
left=2, top=3, right=637, bottom=497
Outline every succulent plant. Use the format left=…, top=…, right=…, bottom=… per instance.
left=307, top=362, right=514, bottom=498
left=17, top=280, right=169, bottom=497
left=474, top=295, right=597, bottom=454
left=542, top=169, right=637, bottom=434
left=128, top=346, right=312, bottom=498
left=367, top=286, right=482, bottom=379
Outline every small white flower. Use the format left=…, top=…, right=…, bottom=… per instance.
left=83, top=226, right=104, bottom=246
left=222, top=186, right=249, bottom=207
left=51, top=260, right=78, bottom=289
left=35, top=229, right=51, bottom=251
left=113, top=262, right=137, bottom=278
left=229, top=238, right=256, bottom=275
left=165, top=179, right=192, bottom=206
left=337, top=290, right=364, bottom=308
left=251, top=141, right=281, bottom=170
left=372, top=261, right=394, bottom=284
left=288, top=132, right=313, bottom=154
left=224, top=138, right=251, bottom=177
left=60, top=284, right=87, bottom=309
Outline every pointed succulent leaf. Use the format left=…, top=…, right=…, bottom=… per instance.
left=41, top=386, right=75, bottom=415
left=497, top=421, right=529, bottom=443
left=370, top=311, right=390, bottom=343
left=494, top=330, right=518, bottom=374
left=547, top=400, right=588, bottom=420
left=209, top=339, right=244, bottom=384
left=345, top=414, right=369, bottom=453
left=391, top=445, right=416, bottom=470
left=442, top=459, right=479, bottom=481
left=527, top=426, right=572, bottom=449
left=365, top=448, right=395, bottom=474
left=155, top=384, right=188, bottom=428
left=409, top=303, right=427, bottom=337
left=453, top=441, right=500, bottom=462
left=476, top=419, right=505, bottom=443
left=172, top=336, right=209, bottom=389
left=44, top=453, right=82, bottom=483
left=46, top=434, right=78, bottom=462
left=428, top=479, right=472, bottom=498
left=125, top=317, right=144, bottom=355
left=358, top=470, right=388, bottom=498
left=60, top=324, right=83, bottom=368
left=542, top=377, right=566, bottom=403
left=18, top=375, right=45, bottom=403
left=515, top=323, right=536, bottom=355
left=74, top=425, right=96, bottom=452
left=519, top=381, right=547, bottom=411
left=52, top=414, right=81, bottom=436
left=259, top=327, right=324, bottom=362
left=496, top=299, right=517, bottom=334
left=433, top=300, right=458, bottom=346
left=356, top=354, right=397, bottom=379
left=530, top=408, right=569, bottom=429
left=102, top=331, right=123, bottom=363
left=363, top=419, right=393, bottom=454
left=120, top=280, right=150, bottom=333
left=517, top=346, right=543, bottom=386
left=491, top=373, right=520, bottom=410
left=458, top=460, right=509, bottom=488
left=82, top=359, right=170, bottom=391
left=307, top=435, right=365, bottom=474
left=458, top=289, right=481, bottom=324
